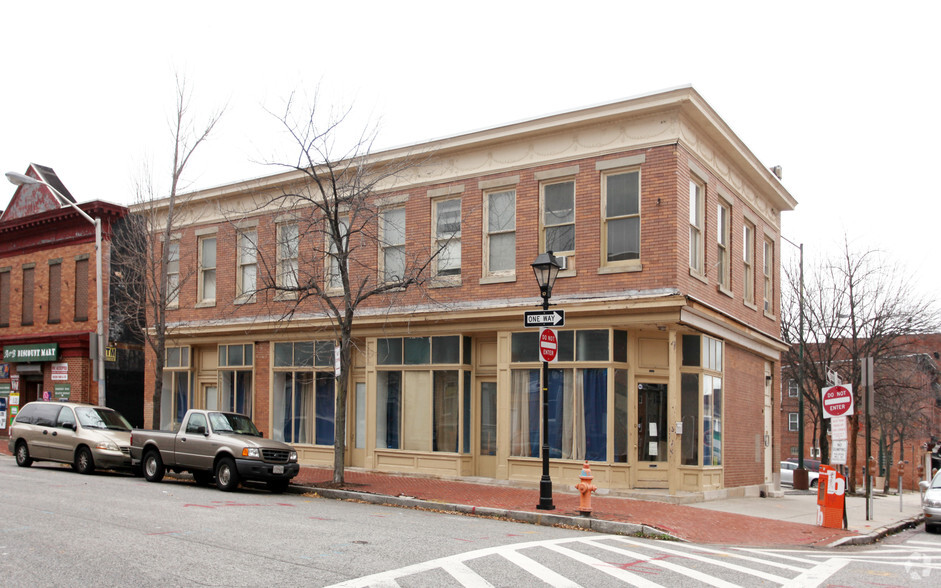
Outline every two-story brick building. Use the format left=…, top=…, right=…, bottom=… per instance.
left=0, top=164, right=144, bottom=427
left=139, top=87, right=796, bottom=494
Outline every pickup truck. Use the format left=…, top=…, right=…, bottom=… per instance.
left=130, top=410, right=299, bottom=492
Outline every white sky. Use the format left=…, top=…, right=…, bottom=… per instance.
left=2, top=1, right=939, bottom=300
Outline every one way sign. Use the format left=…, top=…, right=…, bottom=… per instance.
left=524, top=310, right=565, bottom=328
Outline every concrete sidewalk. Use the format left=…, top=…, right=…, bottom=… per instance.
left=291, top=466, right=925, bottom=548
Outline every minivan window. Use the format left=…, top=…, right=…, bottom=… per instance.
left=33, top=404, right=63, bottom=427
left=57, top=407, right=76, bottom=429
left=75, top=407, right=132, bottom=431
left=13, top=403, right=38, bottom=424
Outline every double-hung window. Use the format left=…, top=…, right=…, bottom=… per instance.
left=717, top=201, right=731, bottom=291
left=433, top=198, right=461, bottom=278
left=763, top=238, right=774, bottom=314
left=602, top=170, right=640, bottom=266
left=381, top=207, right=406, bottom=282
left=236, top=230, right=257, bottom=301
left=743, top=222, right=755, bottom=305
left=48, top=260, right=61, bottom=323
left=326, top=215, right=349, bottom=292
left=166, top=241, right=180, bottom=308
left=277, top=223, right=299, bottom=292
left=198, top=236, right=217, bottom=304
left=484, top=188, right=516, bottom=277
left=542, top=180, right=575, bottom=256
left=689, top=178, right=704, bottom=275
left=788, top=413, right=799, bottom=432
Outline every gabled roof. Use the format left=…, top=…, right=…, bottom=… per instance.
left=1, top=163, right=75, bottom=223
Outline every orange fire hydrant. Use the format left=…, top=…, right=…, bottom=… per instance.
left=576, top=461, right=597, bottom=517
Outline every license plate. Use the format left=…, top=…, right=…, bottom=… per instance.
left=273, top=465, right=284, bottom=475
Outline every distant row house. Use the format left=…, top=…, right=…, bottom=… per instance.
left=131, top=87, right=796, bottom=495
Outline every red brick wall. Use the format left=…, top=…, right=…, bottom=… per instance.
left=724, top=344, right=768, bottom=487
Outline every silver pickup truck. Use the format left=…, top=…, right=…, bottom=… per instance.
left=130, top=410, right=299, bottom=492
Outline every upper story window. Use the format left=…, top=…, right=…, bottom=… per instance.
left=788, top=413, right=799, bottom=431
left=787, top=379, right=798, bottom=397
left=717, top=201, right=731, bottom=291
left=484, top=188, right=516, bottom=278
left=277, top=223, right=299, bottom=291
left=763, top=238, right=774, bottom=314
left=74, top=257, right=89, bottom=321
left=21, top=265, right=34, bottom=326
left=48, top=261, right=61, bottom=324
left=198, top=236, right=217, bottom=304
left=743, top=221, right=756, bottom=305
left=326, top=215, right=349, bottom=293
left=541, top=179, right=575, bottom=256
left=602, top=170, right=640, bottom=267
left=236, top=230, right=257, bottom=302
left=166, top=241, right=180, bottom=308
left=689, top=178, right=705, bottom=275
left=433, top=198, right=461, bottom=279
left=381, top=207, right=406, bottom=282
left=0, top=268, right=9, bottom=327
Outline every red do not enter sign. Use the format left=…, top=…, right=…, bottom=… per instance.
left=539, top=328, right=558, bottom=362
left=822, top=384, right=854, bottom=418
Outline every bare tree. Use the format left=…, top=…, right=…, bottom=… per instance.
left=782, top=238, right=940, bottom=492
left=248, top=91, right=445, bottom=484
left=111, top=76, right=223, bottom=428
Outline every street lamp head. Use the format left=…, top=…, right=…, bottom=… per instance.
left=531, top=251, right=561, bottom=299
left=5, top=171, right=39, bottom=187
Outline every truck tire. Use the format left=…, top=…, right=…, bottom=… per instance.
left=15, top=441, right=33, bottom=467
left=143, top=449, right=165, bottom=482
left=215, top=457, right=240, bottom=492
left=74, top=446, right=95, bottom=475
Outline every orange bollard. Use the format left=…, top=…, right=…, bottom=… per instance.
left=576, top=461, right=597, bottom=517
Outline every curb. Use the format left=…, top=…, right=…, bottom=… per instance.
left=296, top=484, right=684, bottom=542
left=827, top=514, right=926, bottom=547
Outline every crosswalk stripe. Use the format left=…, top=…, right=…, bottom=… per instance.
left=589, top=540, right=742, bottom=588
left=543, top=543, right=663, bottom=587
left=779, top=558, right=850, bottom=588
left=441, top=560, right=495, bottom=588
left=501, top=549, right=583, bottom=587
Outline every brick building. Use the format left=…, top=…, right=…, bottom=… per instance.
left=138, top=87, right=796, bottom=494
left=0, top=164, right=144, bottom=428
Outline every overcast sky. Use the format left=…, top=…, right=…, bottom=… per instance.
left=2, top=1, right=939, bottom=301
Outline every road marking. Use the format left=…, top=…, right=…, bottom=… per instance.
left=542, top=543, right=662, bottom=587
left=441, top=560, right=494, bottom=587
left=500, top=549, right=582, bottom=587
left=611, top=537, right=793, bottom=581
left=590, top=541, right=740, bottom=588
left=779, top=558, right=850, bottom=588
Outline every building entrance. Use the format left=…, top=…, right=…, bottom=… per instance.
left=635, top=382, right=669, bottom=488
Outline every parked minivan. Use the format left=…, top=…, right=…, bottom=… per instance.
left=7, top=401, right=134, bottom=474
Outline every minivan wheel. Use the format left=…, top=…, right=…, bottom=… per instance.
left=215, top=457, right=240, bottom=492
left=74, top=447, right=95, bottom=475
left=15, top=442, right=33, bottom=468
left=142, top=450, right=165, bottom=482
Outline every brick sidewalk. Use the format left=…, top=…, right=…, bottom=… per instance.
left=293, top=466, right=856, bottom=547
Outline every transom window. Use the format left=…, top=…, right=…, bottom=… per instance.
left=603, top=170, right=640, bottom=265
left=542, top=180, right=575, bottom=255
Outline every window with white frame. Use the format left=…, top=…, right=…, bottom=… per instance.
left=433, top=198, right=461, bottom=278
left=689, top=178, right=704, bottom=275
left=198, top=236, right=216, bottom=304
left=743, top=221, right=755, bottom=304
left=542, top=180, right=575, bottom=255
left=603, top=170, right=640, bottom=265
left=161, top=346, right=191, bottom=429
left=326, top=215, right=349, bottom=292
left=485, top=189, right=516, bottom=276
left=218, top=343, right=253, bottom=418
left=717, top=201, right=731, bottom=290
left=166, top=241, right=180, bottom=308
left=277, top=223, right=299, bottom=291
left=237, top=230, right=257, bottom=301
left=788, top=379, right=798, bottom=397
left=381, top=207, right=406, bottom=282
left=273, top=341, right=336, bottom=445
left=788, top=412, right=799, bottom=431
left=763, top=238, right=774, bottom=313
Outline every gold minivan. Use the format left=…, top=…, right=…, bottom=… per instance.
left=7, top=401, right=133, bottom=474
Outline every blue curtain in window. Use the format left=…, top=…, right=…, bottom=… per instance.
left=315, top=373, right=335, bottom=445
left=234, top=372, right=249, bottom=415
left=548, top=369, right=565, bottom=458
left=282, top=373, right=294, bottom=442
left=583, top=368, right=607, bottom=461
left=386, top=372, right=401, bottom=449
left=527, top=370, right=540, bottom=458
left=175, top=374, right=188, bottom=424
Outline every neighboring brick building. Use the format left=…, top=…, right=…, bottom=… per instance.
left=138, top=87, right=796, bottom=494
left=0, top=164, right=144, bottom=428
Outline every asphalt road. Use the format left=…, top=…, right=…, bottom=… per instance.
left=2, top=455, right=940, bottom=587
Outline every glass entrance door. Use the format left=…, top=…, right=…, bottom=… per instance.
left=636, top=382, right=669, bottom=488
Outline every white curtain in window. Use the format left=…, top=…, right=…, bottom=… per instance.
left=403, top=371, right=431, bottom=451
left=510, top=370, right=533, bottom=457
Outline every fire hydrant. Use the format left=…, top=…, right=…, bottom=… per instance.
left=576, top=461, right=597, bottom=517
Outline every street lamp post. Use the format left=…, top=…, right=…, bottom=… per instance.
left=782, top=236, right=808, bottom=490
left=531, top=251, right=561, bottom=511
left=5, top=171, right=106, bottom=407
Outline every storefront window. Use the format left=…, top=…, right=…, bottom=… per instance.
left=681, top=373, right=699, bottom=465
left=704, top=374, right=723, bottom=466
left=161, top=346, right=191, bottom=430
left=273, top=341, right=336, bottom=445
left=219, top=344, right=253, bottom=418
left=613, top=369, right=628, bottom=462
left=680, top=334, right=724, bottom=467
